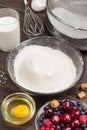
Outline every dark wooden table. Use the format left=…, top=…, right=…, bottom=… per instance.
left=0, top=0, right=87, bottom=130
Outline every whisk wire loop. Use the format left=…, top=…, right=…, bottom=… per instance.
left=23, top=0, right=44, bottom=38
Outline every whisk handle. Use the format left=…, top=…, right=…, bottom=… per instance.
left=24, top=0, right=28, bottom=5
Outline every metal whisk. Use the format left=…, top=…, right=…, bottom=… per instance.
left=23, top=0, right=44, bottom=37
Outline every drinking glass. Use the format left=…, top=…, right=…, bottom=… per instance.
left=0, top=8, right=20, bottom=52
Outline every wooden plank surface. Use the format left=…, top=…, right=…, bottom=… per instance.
left=0, top=0, right=87, bottom=130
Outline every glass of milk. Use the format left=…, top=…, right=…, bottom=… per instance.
left=0, top=8, right=20, bottom=52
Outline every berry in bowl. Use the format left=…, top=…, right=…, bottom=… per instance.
left=35, top=97, right=87, bottom=130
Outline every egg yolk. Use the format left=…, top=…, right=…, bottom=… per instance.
left=13, top=104, right=30, bottom=118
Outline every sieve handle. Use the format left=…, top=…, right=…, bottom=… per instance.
left=24, top=0, right=28, bottom=5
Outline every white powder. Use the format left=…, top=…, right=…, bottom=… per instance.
left=47, top=7, right=87, bottom=38
left=14, top=45, right=76, bottom=93
left=52, top=7, right=87, bottom=29
left=0, top=16, right=20, bottom=51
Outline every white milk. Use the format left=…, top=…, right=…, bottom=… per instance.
left=14, top=45, right=76, bottom=93
left=47, top=7, right=87, bottom=39
left=0, top=16, right=20, bottom=52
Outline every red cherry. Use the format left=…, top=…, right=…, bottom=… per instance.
left=44, top=108, right=54, bottom=118
left=61, top=113, right=72, bottom=123
left=62, top=100, right=72, bottom=111
left=62, top=126, right=72, bottom=130
left=75, top=128, right=82, bottom=130
left=51, top=114, right=60, bottom=125
left=70, top=109, right=80, bottom=119
left=71, top=119, right=80, bottom=128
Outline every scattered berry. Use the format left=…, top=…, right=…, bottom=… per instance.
left=49, top=128, right=54, bottom=130
left=43, top=119, right=52, bottom=127
left=75, top=128, right=82, bottom=130
left=71, top=119, right=80, bottom=128
left=79, top=115, right=87, bottom=124
left=51, top=114, right=60, bottom=125
left=44, top=108, right=54, bottom=118
left=61, top=113, right=72, bottom=123
left=45, top=128, right=50, bottom=130
left=70, top=109, right=80, bottom=119
left=62, top=100, right=72, bottom=111
left=62, top=126, right=72, bottom=130
left=39, top=126, right=45, bottom=130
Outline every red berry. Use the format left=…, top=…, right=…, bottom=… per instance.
left=51, top=114, right=60, bottom=125
left=71, top=119, right=80, bottom=128
left=45, top=128, right=50, bottom=130
left=49, top=128, right=54, bottom=130
left=62, top=126, right=72, bottom=130
left=38, top=99, right=87, bottom=130
left=62, top=100, right=72, bottom=111
left=75, top=128, right=82, bottom=130
left=70, top=109, right=80, bottom=119
left=61, top=113, right=72, bottom=123
left=39, top=126, right=45, bottom=130
left=79, top=115, right=87, bottom=124
left=44, top=108, right=54, bottom=118
left=43, top=119, right=52, bottom=127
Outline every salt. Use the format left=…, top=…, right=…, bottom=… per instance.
left=13, top=45, right=76, bottom=93
left=0, top=16, right=20, bottom=52
left=0, top=71, right=7, bottom=86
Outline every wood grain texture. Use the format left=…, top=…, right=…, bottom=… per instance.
left=0, top=0, right=87, bottom=130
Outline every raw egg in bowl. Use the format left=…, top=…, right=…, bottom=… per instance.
left=1, top=92, right=36, bottom=125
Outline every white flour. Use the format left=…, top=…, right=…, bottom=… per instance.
left=51, top=7, right=87, bottom=29
left=14, top=45, right=76, bottom=93
left=47, top=7, right=87, bottom=38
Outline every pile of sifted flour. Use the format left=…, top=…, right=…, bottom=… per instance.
left=51, top=7, right=87, bottom=29
left=47, top=7, right=87, bottom=38
left=13, top=45, right=76, bottom=93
